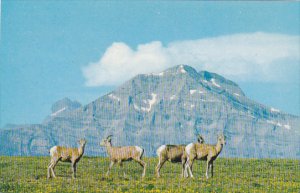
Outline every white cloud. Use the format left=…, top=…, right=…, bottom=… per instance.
left=82, top=32, right=299, bottom=86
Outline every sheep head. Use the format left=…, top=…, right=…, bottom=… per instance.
left=217, top=134, right=226, bottom=145
left=100, top=135, right=113, bottom=146
left=78, top=139, right=87, bottom=147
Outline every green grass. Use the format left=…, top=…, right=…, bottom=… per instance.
left=0, top=156, right=299, bottom=193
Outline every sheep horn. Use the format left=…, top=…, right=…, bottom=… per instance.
left=197, top=134, right=204, bottom=143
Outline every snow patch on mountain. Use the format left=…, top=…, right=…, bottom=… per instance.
left=284, top=124, right=291, bottom=130
left=140, top=93, right=157, bottom=112
left=190, top=90, right=197, bottom=95
left=134, top=103, right=140, bottom=111
left=190, top=89, right=205, bottom=95
left=211, top=78, right=221, bottom=88
left=170, top=95, right=176, bottom=100
left=179, top=65, right=186, bottom=73
left=266, top=120, right=291, bottom=130
left=151, top=72, right=164, bottom=76
left=51, top=107, right=66, bottom=116
left=108, top=94, right=121, bottom=102
left=271, top=107, right=280, bottom=113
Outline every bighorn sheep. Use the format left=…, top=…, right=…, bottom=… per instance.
left=185, top=134, right=226, bottom=179
left=47, top=139, right=87, bottom=179
left=100, top=135, right=147, bottom=178
left=156, top=135, right=204, bottom=178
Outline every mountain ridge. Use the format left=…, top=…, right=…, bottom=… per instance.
left=1, top=65, right=299, bottom=158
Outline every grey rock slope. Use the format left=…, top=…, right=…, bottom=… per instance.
left=43, top=98, right=82, bottom=123
left=1, top=65, right=299, bottom=158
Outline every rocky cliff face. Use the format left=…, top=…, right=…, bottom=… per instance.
left=1, top=65, right=299, bottom=158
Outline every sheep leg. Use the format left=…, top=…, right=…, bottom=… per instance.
left=106, top=161, right=115, bottom=177
left=155, top=159, right=166, bottom=178
left=50, top=160, right=58, bottom=178
left=181, top=159, right=187, bottom=178
left=183, top=164, right=189, bottom=178
left=206, top=160, right=210, bottom=179
left=210, top=162, right=213, bottom=178
left=72, top=162, right=77, bottom=179
left=186, top=158, right=195, bottom=178
left=47, top=160, right=54, bottom=178
left=135, top=159, right=147, bottom=178
left=183, top=162, right=189, bottom=178
left=118, top=161, right=126, bottom=178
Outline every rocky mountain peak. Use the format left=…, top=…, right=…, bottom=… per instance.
left=51, top=98, right=82, bottom=116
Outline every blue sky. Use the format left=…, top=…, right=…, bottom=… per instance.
left=1, top=1, right=299, bottom=127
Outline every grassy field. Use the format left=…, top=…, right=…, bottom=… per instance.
left=0, top=156, right=299, bottom=193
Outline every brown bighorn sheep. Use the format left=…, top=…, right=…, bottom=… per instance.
left=100, top=135, right=147, bottom=178
left=185, top=134, right=226, bottom=179
left=156, top=135, right=204, bottom=178
left=47, top=139, right=87, bottom=179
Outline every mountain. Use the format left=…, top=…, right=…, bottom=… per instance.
left=1, top=65, right=299, bottom=158
left=43, top=98, right=82, bottom=123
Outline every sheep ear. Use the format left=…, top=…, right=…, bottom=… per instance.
left=107, top=135, right=113, bottom=140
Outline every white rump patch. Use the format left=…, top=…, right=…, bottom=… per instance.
left=135, top=146, right=144, bottom=155
left=50, top=146, right=57, bottom=156
left=211, top=78, right=221, bottom=88
left=185, top=143, right=194, bottom=155
left=156, top=145, right=166, bottom=156
left=234, top=93, right=240, bottom=96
